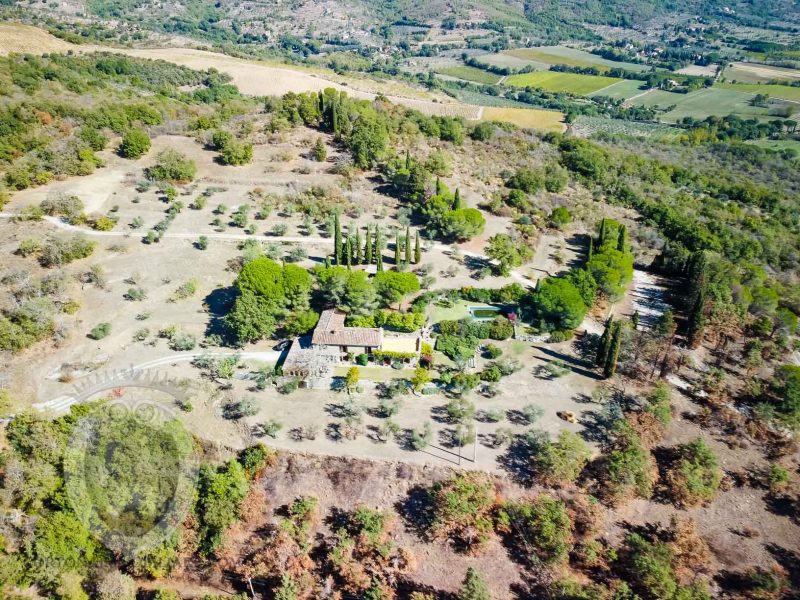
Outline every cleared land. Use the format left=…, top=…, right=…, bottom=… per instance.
left=724, top=61, right=800, bottom=83
left=505, top=70, right=622, bottom=95
left=0, top=22, right=74, bottom=54
left=505, top=45, right=649, bottom=73
left=481, top=106, right=566, bottom=132
left=716, top=82, right=800, bottom=102
left=435, top=65, right=502, bottom=84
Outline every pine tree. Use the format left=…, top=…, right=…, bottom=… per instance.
left=596, top=316, right=614, bottom=368
left=414, top=231, right=421, bottom=264
left=375, top=228, right=383, bottom=272
left=604, top=322, right=623, bottom=379
left=365, top=225, right=373, bottom=264
left=274, top=573, right=299, bottom=600
left=404, top=227, right=411, bottom=265
left=334, top=212, right=342, bottom=265
left=453, top=188, right=463, bottom=209
left=394, top=232, right=401, bottom=266
left=458, top=567, right=491, bottom=600
left=616, top=224, right=627, bottom=253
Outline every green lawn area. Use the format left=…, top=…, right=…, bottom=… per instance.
left=630, top=87, right=773, bottom=122
left=333, top=365, right=416, bottom=382
left=505, top=71, right=622, bottom=95
left=427, top=299, right=470, bottom=324
left=588, top=79, right=647, bottom=100
left=746, top=139, right=800, bottom=154
left=716, top=82, right=800, bottom=102
left=436, top=65, right=502, bottom=85
left=505, top=46, right=649, bottom=73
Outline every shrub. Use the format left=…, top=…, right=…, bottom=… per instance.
left=430, top=473, right=495, bottom=551
left=532, top=430, right=591, bottom=485
left=119, top=128, right=151, bottom=159
left=666, top=438, right=722, bottom=507
left=39, top=236, right=96, bottom=267
left=497, top=495, right=573, bottom=564
left=88, top=322, right=111, bottom=340
left=603, top=422, right=657, bottom=503
left=146, top=149, right=197, bottom=182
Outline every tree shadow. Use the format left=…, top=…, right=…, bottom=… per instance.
left=496, top=436, right=535, bottom=486
left=535, top=346, right=603, bottom=380
left=202, top=286, right=238, bottom=342
left=395, top=485, right=435, bottom=542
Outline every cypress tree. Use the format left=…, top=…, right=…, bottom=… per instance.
left=598, top=218, right=607, bottom=246
left=596, top=316, right=614, bottom=368
left=345, top=236, right=352, bottom=269
left=688, top=286, right=706, bottom=348
left=631, top=310, right=640, bottom=330
left=334, top=212, right=342, bottom=265
left=394, top=232, right=401, bottom=266
left=324, top=255, right=331, bottom=269
left=604, top=322, right=622, bottom=379
left=375, top=228, right=383, bottom=272
left=355, top=228, right=362, bottom=264
left=435, top=176, right=443, bottom=195
left=404, top=149, right=411, bottom=170
left=414, top=231, right=421, bottom=264
left=404, top=227, right=411, bottom=265
left=588, top=237, right=594, bottom=261
left=365, top=225, right=373, bottom=264
left=453, top=188, right=463, bottom=209
left=686, top=251, right=708, bottom=348
left=617, top=224, right=627, bottom=253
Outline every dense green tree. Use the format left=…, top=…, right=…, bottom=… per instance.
left=523, top=278, right=587, bottom=332
left=440, top=208, right=486, bottom=241
left=118, top=128, right=151, bottom=159
left=145, top=149, right=197, bottom=182
left=374, top=271, right=420, bottom=307
left=485, top=233, right=530, bottom=276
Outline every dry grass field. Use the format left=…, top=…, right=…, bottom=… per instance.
left=482, top=106, right=566, bottom=132
left=0, top=22, right=74, bottom=55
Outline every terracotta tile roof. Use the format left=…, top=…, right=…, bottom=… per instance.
left=311, top=309, right=382, bottom=348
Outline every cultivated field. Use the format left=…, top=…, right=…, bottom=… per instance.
left=504, top=45, right=650, bottom=73
left=717, top=82, right=800, bottom=102
left=571, top=116, right=683, bottom=141
left=505, top=70, right=623, bottom=95
left=630, top=86, right=779, bottom=122
left=588, top=78, right=648, bottom=100
left=724, top=61, right=800, bottom=83
left=435, top=65, right=502, bottom=85
left=481, top=106, right=566, bottom=132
